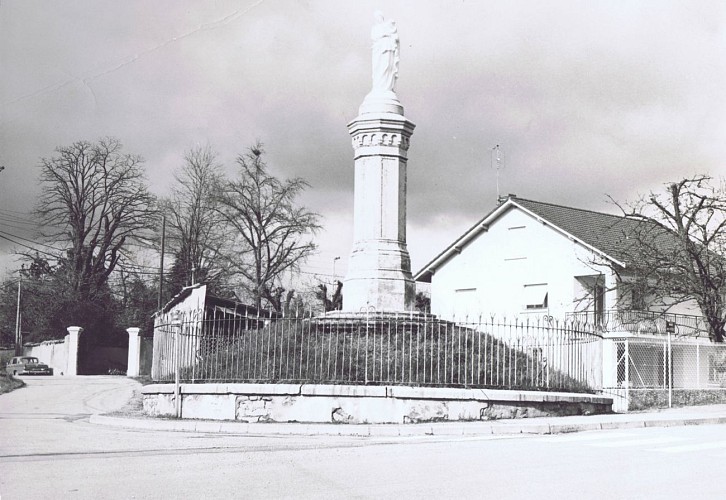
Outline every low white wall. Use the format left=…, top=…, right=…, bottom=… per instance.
left=23, top=338, right=69, bottom=375
left=142, top=383, right=613, bottom=424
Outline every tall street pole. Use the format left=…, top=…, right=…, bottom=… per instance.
left=15, top=276, right=21, bottom=355
left=158, top=215, right=166, bottom=310
left=332, top=256, right=340, bottom=283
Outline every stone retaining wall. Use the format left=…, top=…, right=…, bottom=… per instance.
left=142, top=384, right=613, bottom=424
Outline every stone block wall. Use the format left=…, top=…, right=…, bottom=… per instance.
left=142, top=383, right=613, bottom=424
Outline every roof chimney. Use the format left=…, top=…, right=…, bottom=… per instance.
left=497, top=193, right=516, bottom=205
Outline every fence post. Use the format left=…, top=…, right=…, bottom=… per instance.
left=173, top=311, right=182, bottom=418
left=624, top=338, right=630, bottom=408
left=66, top=326, right=83, bottom=376
left=696, top=344, right=700, bottom=388
left=126, top=327, right=141, bottom=377
left=666, top=322, right=675, bottom=408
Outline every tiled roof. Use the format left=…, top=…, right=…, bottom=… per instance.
left=512, top=197, right=668, bottom=265
left=414, top=195, right=678, bottom=282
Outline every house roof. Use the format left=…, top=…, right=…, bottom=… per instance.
left=155, top=283, right=281, bottom=319
left=414, top=195, right=671, bottom=283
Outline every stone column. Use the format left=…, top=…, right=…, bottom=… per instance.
left=66, top=326, right=83, bottom=376
left=343, top=109, right=416, bottom=312
left=126, top=327, right=141, bottom=377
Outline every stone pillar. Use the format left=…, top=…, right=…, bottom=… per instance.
left=343, top=108, right=416, bottom=312
left=66, top=326, right=83, bottom=376
left=126, top=327, right=141, bottom=377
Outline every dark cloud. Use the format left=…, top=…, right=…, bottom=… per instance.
left=1, top=0, right=725, bottom=276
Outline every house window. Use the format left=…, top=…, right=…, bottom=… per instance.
left=593, top=284, right=605, bottom=325
left=631, top=289, right=645, bottom=310
left=523, top=283, right=548, bottom=310
left=505, top=225, right=527, bottom=261
left=630, top=281, right=646, bottom=310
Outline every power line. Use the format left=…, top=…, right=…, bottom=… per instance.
left=0, top=220, right=39, bottom=232
left=0, top=211, right=40, bottom=223
left=0, top=233, right=58, bottom=258
left=0, top=230, right=66, bottom=254
left=0, top=207, right=38, bottom=217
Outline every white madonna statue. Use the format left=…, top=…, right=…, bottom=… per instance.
left=370, top=11, right=399, bottom=93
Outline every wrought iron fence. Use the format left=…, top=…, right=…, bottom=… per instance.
left=151, top=311, right=602, bottom=392
left=566, top=309, right=710, bottom=338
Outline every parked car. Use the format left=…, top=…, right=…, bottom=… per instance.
left=6, top=356, right=53, bottom=376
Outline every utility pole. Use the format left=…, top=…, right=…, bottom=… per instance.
left=332, top=256, right=340, bottom=283
left=158, top=215, right=166, bottom=310
left=15, top=275, right=21, bottom=355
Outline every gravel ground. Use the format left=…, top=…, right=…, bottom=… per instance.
left=103, top=377, right=153, bottom=418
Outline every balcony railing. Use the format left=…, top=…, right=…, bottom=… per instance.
left=565, top=309, right=710, bottom=338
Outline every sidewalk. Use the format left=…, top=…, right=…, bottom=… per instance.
left=90, top=404, right=726, bottom=437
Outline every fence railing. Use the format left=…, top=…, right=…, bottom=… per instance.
left=566, top=309, right=710, bottom=338
left=604, top=336, right=726, bottom=390
left=151, top=311, right=602, bottom=392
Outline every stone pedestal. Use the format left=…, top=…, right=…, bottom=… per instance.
left=66, top=326, right=83, bottom=376
left=343, top=97, right=416, bottom=312
left=126, top=327, right=141, bottom=377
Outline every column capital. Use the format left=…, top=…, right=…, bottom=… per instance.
left=126, top=327, right=141, bottom=337
left=66, top=326, right=83, bottom=336
left=348, top=113, right=416, bottom=160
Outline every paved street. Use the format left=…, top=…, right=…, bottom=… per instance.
left=2, top=378, right=726, bottom=499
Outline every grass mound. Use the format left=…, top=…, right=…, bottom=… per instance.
left=0, top=373, right=25, bottom=395
left=165, top=318, right=592, bottom=393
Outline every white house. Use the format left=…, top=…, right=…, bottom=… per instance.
left=415, top=195, right=704, bottom=326
left=414, top=196, right=726, bottom=407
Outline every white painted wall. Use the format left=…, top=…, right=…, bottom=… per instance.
left=152, top=285, right=207, bottom=381
left=23, top=338, right=69, bottom=375
left=429, top=206, right=614, bottom=321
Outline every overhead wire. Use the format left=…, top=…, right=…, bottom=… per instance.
left=0, top=233, right=58, bottom=259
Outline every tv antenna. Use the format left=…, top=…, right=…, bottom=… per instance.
left=491, top=145, right=505, bottom=201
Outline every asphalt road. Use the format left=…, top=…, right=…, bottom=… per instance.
left=2, top=377, right=726, bottom=499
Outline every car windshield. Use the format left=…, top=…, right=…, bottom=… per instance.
left=21, top=357, right=39, bottom=364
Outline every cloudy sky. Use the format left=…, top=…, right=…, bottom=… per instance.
left=1, top=0, right=725, bottom=284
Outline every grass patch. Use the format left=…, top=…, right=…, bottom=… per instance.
left=159, top=318, right=593, bottom=393
left=0, top=374, right=25, bottom=395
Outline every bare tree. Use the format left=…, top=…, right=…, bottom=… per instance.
left=314, top=281, right=343, bottom=312
left=161, top=145, right=228, bottom=297
left=36, top=138, right=157, bottom=301
left=610, top=176, right=726, bottom=342
left=216, top=144, right=321, bottom=311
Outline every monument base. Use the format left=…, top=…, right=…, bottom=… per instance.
left=312, top=310, right=439, bottom=332
left=359, top=90, right=403, bottom=115
left=343, top=239, right=415, bottom=312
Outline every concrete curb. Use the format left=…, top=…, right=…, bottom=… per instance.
left=89, top=413, right=726, bottom=437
